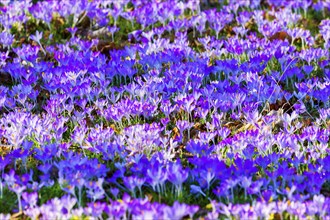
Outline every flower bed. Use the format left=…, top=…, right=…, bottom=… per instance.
left=0, top=0, right=330, bottom=219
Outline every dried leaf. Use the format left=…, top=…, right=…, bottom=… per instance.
left=172, top=127, right=180, bottom=140
left=237, top=123, right=254, bottom=133
left=110, top=124, right=120, bottom=134
left=10, top=211, right=23, bottom=220
left=269, top=31, right=292, bottom=42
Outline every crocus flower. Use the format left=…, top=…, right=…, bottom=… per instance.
left=30, top=30, right=46, bottom=54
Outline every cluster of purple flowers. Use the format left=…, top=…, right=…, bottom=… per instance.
left=0, top=0, right=330, bottom=218
left=21, top=193, right=199, bottom=220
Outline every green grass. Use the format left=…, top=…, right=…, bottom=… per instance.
left=38, top=183, right=65, bottom=205
left=0, top=188, right=17, bottom=213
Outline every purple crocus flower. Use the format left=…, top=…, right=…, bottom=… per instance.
left=167, top=161, right=189, bottom=197
left=84, top=202, right=106, bottom=218
left=0, top=31, right=14, bottom=48
left=0, top=214, right=10, bottom=220
left=163, top=201, right=199, bottom=220
left=9, top=183, right=26, bottom=212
